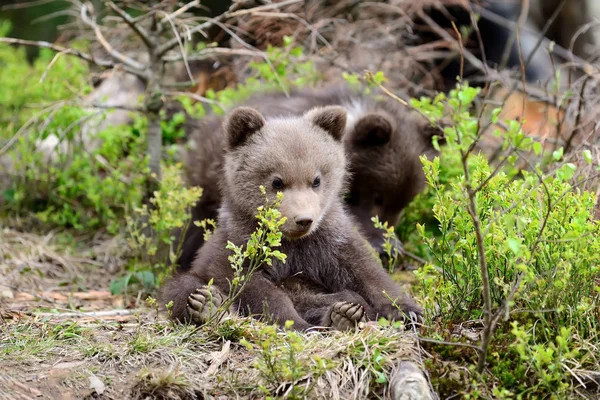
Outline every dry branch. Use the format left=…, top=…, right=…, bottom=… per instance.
left=80, top=3, right=147, bottom=73
left=0, top=37, right=112, bottom=67
left=107, top=1, right=154, bottom=49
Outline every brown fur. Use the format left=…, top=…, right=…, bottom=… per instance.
left=178, top=86, right=441, bottom=268
left=162, top=106, right=422, bottom=330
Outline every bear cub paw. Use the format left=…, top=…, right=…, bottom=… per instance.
left=324, top=301, right=367, bottom=331
left=186, top=285, right=225, bottom=325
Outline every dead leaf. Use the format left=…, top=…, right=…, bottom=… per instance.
left=204, top=340, right=231, bottom=377
left=89, top=373, right=105, bottom=395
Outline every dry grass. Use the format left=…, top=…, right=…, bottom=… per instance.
left=0, top=222, right=432, bottom=399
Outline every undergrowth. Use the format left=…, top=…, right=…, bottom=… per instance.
left=405, top=81, right=600, bottom=397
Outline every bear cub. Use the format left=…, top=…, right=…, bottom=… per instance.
left=180, top=86, right=442, bottom=269
left=161, top=105, right=422, bottom=331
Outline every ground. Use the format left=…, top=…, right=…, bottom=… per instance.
left=0, top=223, right=429, bottom=400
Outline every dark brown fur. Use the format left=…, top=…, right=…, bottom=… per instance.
left=178, top=86, right=441, bottom=268
left=162, top=106, right=422, bottom=330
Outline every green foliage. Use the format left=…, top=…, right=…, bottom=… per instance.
left=372, top=215, right=400, bottom=272
left=205, top=35, right=319, bottom=114
left=208, top=187, right=287, bottom=324
left=410, top=82, right=600, bottom=396
left=1, top=23, right=148, bottom=231
left=397, top=148, right=463, bottom=257
left=241, top=321, right=331, bottom=399
left=0, top=22, right=89, bottom=136
left=111, top=163, right=202, bottom=294
left=159, top=110, right=186, bottom=144
left=10, top=113, right=148, bottom=232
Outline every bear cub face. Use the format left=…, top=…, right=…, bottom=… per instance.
left=222, top=106, right=348, bottom=239
left=344, top=107, right=442, bottom=246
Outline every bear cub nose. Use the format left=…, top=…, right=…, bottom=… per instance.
left=294, top=215, right=313, bottom=229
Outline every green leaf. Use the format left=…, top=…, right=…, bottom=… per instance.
left=507, top=238, right=521, bottom=256
left=135, top=270, right=157, bottom=289
left=552, top=147, right=564, bottom=161
left=110, top=273, right=132, bottom=295
left=533, top=142, right=542, bottom=156
left=583, top=149, right=592, bottom=164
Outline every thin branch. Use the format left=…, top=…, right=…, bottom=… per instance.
left=80, top=3, right=147, bottom=72
left=0, top=37, right=112, bottom=68
left=39, top=50, right=68, bottom=83
left=1, top=0, right=57, bottom=10
left=155, top=1, right=246, bottom=58
left=155, top=0, right=303, bottom=58
left=0, top=101, right=68, bottom=156
left=163, top=47, right=263, bottom=63
left=161, top=8, right=194, bottom=84
left=417, top=336, right=481, bottom=352
left=417, top=10, right=502, bottom=83
left=167, top=91, right=224, bottom=109
left=107, top=0, right=154, bottom=49
left=156, top=0, right=201, bottom=32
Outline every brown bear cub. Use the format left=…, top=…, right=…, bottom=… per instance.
left=162, top=106, right=422, bottom=331
left=179, top=86, right=442, bottom=268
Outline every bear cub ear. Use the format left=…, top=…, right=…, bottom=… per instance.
left=352, top=113, right=393, bottom=147
left=223, top=107, right=266, bottom=149
left=305, top=106, right=347, bottom=141
left=420, top=118, right=448, bottom=148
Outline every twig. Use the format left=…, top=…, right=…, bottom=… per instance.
left=161, top=8, right=194, bottom=83
left=166, top=91, right=224, bottom=109
left=107, top=1, right=154, bottom=49
left=417, top=10, right=502, bottom=83
left=0, top=37, right=112, bottom=68
left=156, top=0, right=201, bottom=32
left=39, top=50, right=68, bottom=83
left=80, top=3, right=147, bottom=72
left=1, top=0, right=55, bottom=10
left=155, top=1, right=246, bottom=58
left=163, top=47, right=262, bottom=63
left=0, top=101, right=68, bottom=156
left=417, top=336, right=481, bottom=352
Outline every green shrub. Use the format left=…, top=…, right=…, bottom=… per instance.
left=111, top=163, right=202, bottom=294
left=409, top=82, right=600, bottom=397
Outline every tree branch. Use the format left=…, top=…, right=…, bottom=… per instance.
left=155, top=1, right=245, bottom=58
left=0, top=37, right=113, bottom=68
left=107, top=1, right=154, bottom=49
left=80, top=2, right=147, bottom=73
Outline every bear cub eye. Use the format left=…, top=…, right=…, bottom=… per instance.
left=272, top=177, right=284, bottom=190
left=312, top=177, right=321, bottom=188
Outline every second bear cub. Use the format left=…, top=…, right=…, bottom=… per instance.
left=161, top=106, right=422, bottom=330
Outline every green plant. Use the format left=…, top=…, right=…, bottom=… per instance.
left=372, top=215, right=401, bottom=272
left=205, top=35, right=319, bottom=115
left=208, top=187, right=287, bottom=324
left=10, top=111, right=148, bottom=232
left=241, top=321, right=331, bottom=399
left=407, top=81, right=600, bottom=396
left=111, top=163, right=202, bottom=294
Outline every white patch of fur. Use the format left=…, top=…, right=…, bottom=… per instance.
left=342, top=98, right=367, bottom=135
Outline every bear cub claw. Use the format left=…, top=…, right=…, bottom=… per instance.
left=186, top=285, right=225, bottom=325
left=325, top=301, right=367, bottom=331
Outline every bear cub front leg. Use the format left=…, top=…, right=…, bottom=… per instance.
left=186, top=285, right=225, bottom=325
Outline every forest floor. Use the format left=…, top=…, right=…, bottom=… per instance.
left=0, top=222, right=433, bottom=400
